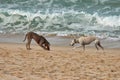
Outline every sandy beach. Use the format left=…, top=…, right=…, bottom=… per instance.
left=1, top=0, right=120, bottom=79
left=0, top=42, right=120, bottom=80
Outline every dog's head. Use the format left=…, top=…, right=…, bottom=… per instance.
left=44, top=43, right=50, bottom=51
left=70, top=39, right=76, bottom=46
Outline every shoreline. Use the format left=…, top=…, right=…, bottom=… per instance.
left=0, top=33, right=120, bottom=48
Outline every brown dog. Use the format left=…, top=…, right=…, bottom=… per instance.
left=23, top=32, right=50, bottom=50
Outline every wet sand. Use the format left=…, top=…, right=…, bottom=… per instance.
left=0, top=42, right=120, bottom=80
left=0, top=33, right=120, bottom=48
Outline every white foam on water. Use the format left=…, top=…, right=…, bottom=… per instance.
left=0, top=9, right=120, bottom=41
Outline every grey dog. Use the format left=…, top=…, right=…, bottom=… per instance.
left=70, top=36, right=104, bottom=51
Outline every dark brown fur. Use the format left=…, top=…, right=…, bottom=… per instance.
left=23, top=32, right=50, bottom=50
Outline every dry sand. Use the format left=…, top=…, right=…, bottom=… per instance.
left=0, top=42, right=120, bottom=80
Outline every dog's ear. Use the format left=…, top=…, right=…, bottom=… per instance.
left=74, top=39, right=76, bottom=42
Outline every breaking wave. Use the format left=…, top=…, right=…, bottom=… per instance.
left=0, top=0, right=120, bottom=40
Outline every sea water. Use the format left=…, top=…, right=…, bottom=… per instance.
left=0, top=0, right=120, bottom=42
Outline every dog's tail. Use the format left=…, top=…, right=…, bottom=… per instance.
left=23, top=34, right=27, bottom=42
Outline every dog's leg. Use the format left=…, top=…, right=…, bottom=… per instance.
left=95, top=43, right=99, bottom=50
left=40, top=44, right=48, bottom=50
left=26, top=39, right=32, bottom=50
left=26, top=40, right=28, bottom=50
left=45, top=44, right=50, bottom=50
left=39, top=41, right=46, bottom=50
left=98, top=42, right=104, bottom=50
left=82, top=44, right=85, bottom=51
left=26, top=43, right=28, bottom=50
left=42, top=43, right=50, bottom=50
left=39, top=41, right=48, bottom=50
